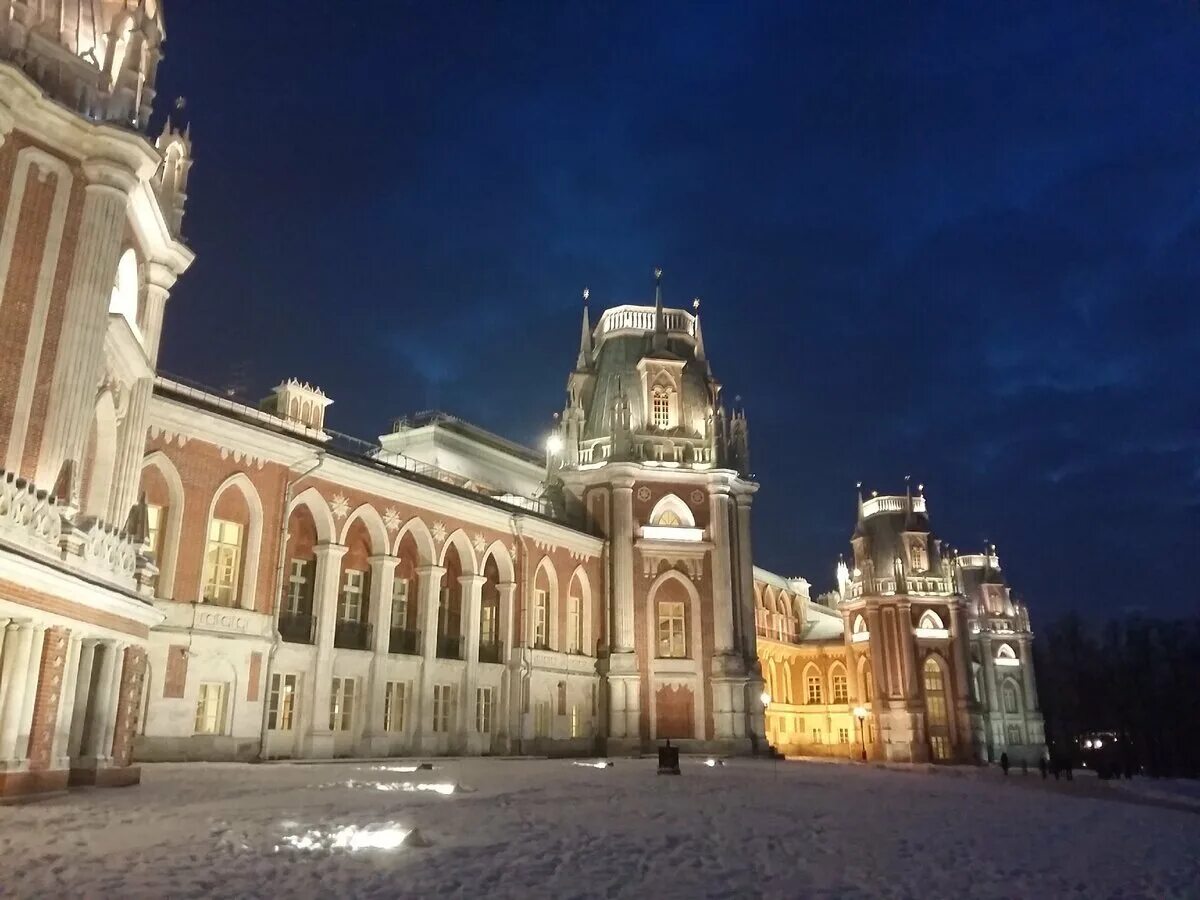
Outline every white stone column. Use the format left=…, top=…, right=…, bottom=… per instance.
left=415, top=564, right=446, bottom=750
left=84, top=641, right=118, bottom=761
left=52, top=634, right=83, bottom=769
left=36, top=165, right=134, bottom=489
left=733, top=494, right=764, bottom=743
left=361, top=554, right=396, bottom=754
left=0, top=619, right=15, bottom=741
left=140, top=264, right=176, bottom=367
left=459, top=573, right=486, bottom=749
left=496, top=581, right=517, bottom=751
left=15, top=624, right=46, bottom=760
left=610, top=479, right=636, bottom=654
left=0, top=622, right=33, bottom=761
left=708, top=488, right=736, bottom=655
left=1018, top=636, right=1039, bottom=712
left=68, top=639, right=99, bottom=759
left=306, top=542, right=347, bottom=757
left=97, top=641, right=126, bottom=763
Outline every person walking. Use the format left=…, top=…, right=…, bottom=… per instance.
left=1000, top=751, right=1010, bottom=776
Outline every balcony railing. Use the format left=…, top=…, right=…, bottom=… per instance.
left=436, top=634, right=464, bottom=660
left=334, top=619, right=373, bottom=651
left=389, top=627, right=421, bottom=656
left=279, top=612, right=316, bottom=644
left=478, top=639, right=504, bottom=664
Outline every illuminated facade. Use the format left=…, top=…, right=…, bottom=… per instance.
left=0, top=6, right=1044, bottom=796
left=0, top=0, right=190, bottom=797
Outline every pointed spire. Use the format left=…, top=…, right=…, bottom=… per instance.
left=576, top=286, right=593, bottom=370
left=692, top=296, right=707, bottom=362
left=652, top=266, right=666, bottom=350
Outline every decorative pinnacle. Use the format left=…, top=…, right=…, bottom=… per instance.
left=693, top=297, right=701, bottom=311
left=654, top=266, right=663, bottom=280
left=582, top=287, right=589, bottom=303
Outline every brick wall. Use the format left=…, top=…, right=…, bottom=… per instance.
left=163, top=643, right=188, bottom=698
left=26, top=627, right=70, bottom=770
left=111, top=646, right=146, bottom=767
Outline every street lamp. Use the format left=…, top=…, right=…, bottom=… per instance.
left=760, top=691, right=771, bottom=709
left=853, top=705, right=868, bottom=761
left=546, top=434, right=563, bottom=455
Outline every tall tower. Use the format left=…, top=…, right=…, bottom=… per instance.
left=839, top=484, right=978, bottom=762
left=956, top=547, right=1045, bottom=763
left=549, top=271, right=764, bottom=754
left=0, top=0, right=192, bottom=797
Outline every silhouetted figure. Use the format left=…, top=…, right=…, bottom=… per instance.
left=1021, top=759, right=1028, bottom=776
left=1038, top=756, right=1048, bottom=780
left=1000, top=752, right=1010, bottom=776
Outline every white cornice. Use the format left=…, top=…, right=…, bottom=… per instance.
left=0, top=546, right=165, bottom=635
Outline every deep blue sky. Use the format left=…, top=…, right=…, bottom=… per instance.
left=155, top=2, right=1199, bottom=618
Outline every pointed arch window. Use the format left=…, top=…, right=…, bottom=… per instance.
left=203, top=519, right=243, bottom=606
left=923, top=657, right=950, bottom=761
left=656, top=598, right=687, bottom=658
left=851, top=614, right=870, bottom=643
left=651, top=386, right=671, bottom=429
left=1002, top=680, right=1020, bottom=715
left=995, top=643, right=1020, bottom=667
left=915, top=610, right=949, bottom=639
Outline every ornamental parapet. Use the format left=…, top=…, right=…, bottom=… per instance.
left=0, top=469, right=147, bottom=593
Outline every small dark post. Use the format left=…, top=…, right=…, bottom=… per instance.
left=657, top=739, right=681, bottom=775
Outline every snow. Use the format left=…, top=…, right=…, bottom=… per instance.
left=2, top=758, right=1198, bottom=898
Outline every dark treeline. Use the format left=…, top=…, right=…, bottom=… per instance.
left=1035, top=613, right=1200, bottom=778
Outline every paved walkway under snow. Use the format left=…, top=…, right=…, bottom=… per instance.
left=1, top=757, right=1197, bottom=898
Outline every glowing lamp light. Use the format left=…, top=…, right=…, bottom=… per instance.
left=1094, top=739, right=1104, bottom=750
left=760, top=691, right=771, bottom=708
left=853, top=705, right=868, bottom=721
left=1083, top=739, right=1093, bottom=749
left=546, top=434, right=563, bottom=454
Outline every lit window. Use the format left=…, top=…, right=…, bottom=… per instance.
left=557, top=681, right=568, bottom=716
left=476, top=687, right=493, bottom=734
left=910, top=539, right=927, bottom=572
left=831, top=671, right=848, bottom=704
left=268, top=673, right=298, bottom=731
left=656, top=510, right=683, bottom=526
left=923, top=658, right=950, bottom=760
left=145, top=503, right=164, bottom=562
left=194, top=682, right=227, bottom=735
left=384, top=681, right=407, bottom=732
left=202, top=519, right=242, bottom=606
left=1007, top=724, right=1023, bottom=745
left=391, top=577, right=409, bottom=630
left=811, top=728, right=822, bottom=744
left=433, top=684, right=455, bottom=733
left=806, top=674, right=823, bottom=705
left=570, top=704, right=582, bottom=738
left=339, top=570, right=364, bottom=622
left=330, top=677, right=356, bottom=732
left=567, top=594, right=583, bottom=653
left=534, top=589, right=549, bottom=648
left=656, top=599, right=686, bottom=658
left=651, top=387, right=670, bottom=429
left=838, top=727, right=850, bottom=744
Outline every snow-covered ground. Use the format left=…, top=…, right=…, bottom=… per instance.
left=2, top=757, right=1198, bottom=899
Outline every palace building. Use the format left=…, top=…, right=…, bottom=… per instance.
left=0, top=2, right=1043, bottom=798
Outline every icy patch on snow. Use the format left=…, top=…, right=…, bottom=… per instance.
left=278, top=822, right=412, bottom=852
left=573, top=760, right=614, bottom=769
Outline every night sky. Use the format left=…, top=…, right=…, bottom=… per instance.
left=153, top=2, right=1199, bottom=618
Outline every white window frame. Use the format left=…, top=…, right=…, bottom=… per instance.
left=286, top=559, right=308, bottom=615
left=433, top=684, right=455, bottom=733
left=202, top=518, right=243, bottom=606
left=656, top=599, right=687, bottom=658
left=194, top=682, right=228, bottom=735
left=339, top=569, right=364, bottom=622
left=268, top=673, right=298, bottom=731
left=384, top=681, right=407, bottom=733
left=567, top=594, right=583, bottom=653
left=534, top=589, right=549, bottom=648
left=475, top=687, right=493, bottom=734
left=330, top=677, right=356, bottom=732
left=391, top=577, right=409, bottom=630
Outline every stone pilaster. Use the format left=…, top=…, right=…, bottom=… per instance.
left=459, top=573, right=486, bottom=750
left=414, top=564, right=446, bottom=751
left=359, top=554, right=397, bottom=755
left=36, top=165, right=133, bottom=491
left=306, top=542, right=347, bottom=758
